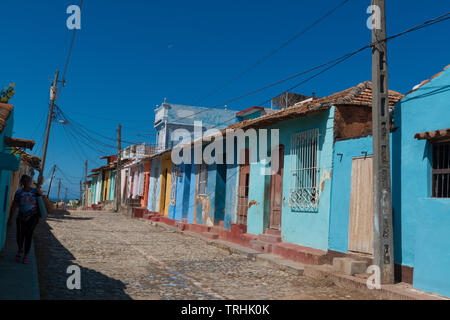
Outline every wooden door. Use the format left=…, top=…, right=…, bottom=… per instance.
left=159, top=168, right=168, bottom=214
left=269, top=145, right=285, bottom=230
left=237, top=149, right=250, bottom=225
left=348, top=156, right=374, bottom=255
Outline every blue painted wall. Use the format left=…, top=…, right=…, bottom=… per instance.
left=147, top=157, right=161, bottom=212
left=224, top=163, right=239, bottom=229
left=392, top=67, right=450, bottom=296
left=0, top=108, right=14, bottom=252
left=412, top=198, right=450, bottom=297
left=172, top=163, right=192, bottom=221
left=187, top=164, right=197, bottom=224
left=246, top=108, right=335, bottom=251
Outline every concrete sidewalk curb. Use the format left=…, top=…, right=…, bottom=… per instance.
left=143, top=217, right=449, bottom=300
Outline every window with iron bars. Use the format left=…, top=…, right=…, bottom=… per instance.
left=289, top=129, right=320, bottom=210
left=432, top=141, right=450, bottom=198
left=198, top=163, right=208, bottom=196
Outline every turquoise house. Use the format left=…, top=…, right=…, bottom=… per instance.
left=236, top=82, right=403, bottom=255
left=0, top=103, right=17, bottom=251
left=391, top=65, right=450, bottom=297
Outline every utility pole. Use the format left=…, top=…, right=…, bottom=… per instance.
left=80, top=180, right=82, bottom=205
left=47, top=165, right=57, bottom=196
left=84, top=160, right=88, bottom=207
left=38, top=71, right=60, bottom=187
left=115, top=124, right=122, bottom=212
left=56, top=178, right=61, bottom=209
left=371, top=0, right=394, bottom=284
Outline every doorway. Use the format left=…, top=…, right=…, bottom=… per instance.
left=237, top=149, right=250, bottom=226
left=268, top=145, right=285, bottom=231
left=348, top=156, right=374, bottom=255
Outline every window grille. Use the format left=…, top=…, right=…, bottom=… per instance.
left=289, top=129, right=320, bottom=210
left=432, top=141, right=450, bottom=198
left=198, top=163, right=208, bottom=195
left=169, top=165, right=178, bottom=206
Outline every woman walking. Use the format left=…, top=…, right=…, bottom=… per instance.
left=9, top=175, right=41, bottom=264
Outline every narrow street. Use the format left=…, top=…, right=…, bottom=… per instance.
left=33, top=210, right=379, bottom=300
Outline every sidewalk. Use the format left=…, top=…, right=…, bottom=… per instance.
left=0, top=221, right=40, bottom=300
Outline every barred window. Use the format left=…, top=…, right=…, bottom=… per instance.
left=432, top=141, right=450, bottom=198
left=289, top=129, right=320, bottom=210
left=198, top=163, right=208, bottom=195
left=169, top=165, right=178, bottom=206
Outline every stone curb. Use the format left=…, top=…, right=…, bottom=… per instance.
left=141, top=217, right=449, bottom=300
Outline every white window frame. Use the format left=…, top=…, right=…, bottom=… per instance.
left=289, top=128, right=320, bottom=210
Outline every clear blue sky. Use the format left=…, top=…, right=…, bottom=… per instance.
left=1, top=0, right=449, bottom=200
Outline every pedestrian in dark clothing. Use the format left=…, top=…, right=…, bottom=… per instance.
left=9, top=175, right=41, bottom=264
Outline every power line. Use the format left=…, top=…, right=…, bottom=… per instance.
left=257, top=12, right=450, bottom=107
left=167, top=11, right=450, bottom=126
left=60, top=108, right=139, bottom=145
left=194, top=0, right=353, bottom=104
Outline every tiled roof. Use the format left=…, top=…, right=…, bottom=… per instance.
left=230, top=81, right=404, bottom=130
left=0, top=103, right=13, bottom=134
left=12, top=148, right=41, bottom=170
left=149, top=81, right=404, bottom=155
left=414, top=128, right=450, bottom=141
left=4, top=137, right=35, bottom=150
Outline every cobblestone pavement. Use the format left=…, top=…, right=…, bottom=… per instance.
left=33, top=210, right=380, bottom=300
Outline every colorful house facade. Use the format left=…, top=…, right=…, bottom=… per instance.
left=391, top=65, right=450, bottom=297
left=0, top=103, right=36, bottom=252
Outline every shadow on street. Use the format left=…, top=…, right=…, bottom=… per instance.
left=33, top=213, right=131, bottom=300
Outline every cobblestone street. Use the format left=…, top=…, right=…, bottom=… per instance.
left=33, top=210, right=380, bottom=300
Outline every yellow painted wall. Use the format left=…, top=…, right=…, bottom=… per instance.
left=104, top=170, right=111, bottom=201
left=158, top=156, right=172, bottom=217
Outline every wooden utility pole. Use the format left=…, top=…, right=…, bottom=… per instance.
left=80, top=180, right=82, bottom=204
left=38, top=71, right=60, bottom=187
left=115, top=124, right=122, bottom=212
left=56, top=178, right=61, bottom=208
left=84, top=160, right=88, bottom=207
left=47, top=165, right=57, bottom=196
left=371, top=0, right=394, bottom=284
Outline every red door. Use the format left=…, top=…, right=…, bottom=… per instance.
left=269, top=145, right=284, bottom=230
left=237, top=149, right=250, bottom=225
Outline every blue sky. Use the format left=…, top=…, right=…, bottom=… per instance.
left=1, top=0, right=449, bottom=199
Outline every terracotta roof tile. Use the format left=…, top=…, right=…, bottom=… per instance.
left=414, top=128, right=450, bottom=141
left=0, top=103, right=14, bottom=134
left=230, top=81, right=403, bottom=130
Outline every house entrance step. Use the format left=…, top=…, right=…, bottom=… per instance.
left=250, top=240, right=273, bottom=254
left=265, top=229, right=281, bottom=236
left=258, top=233, right=282, bottom=244
left=332, top=257, right=368, bottom=276
left=203, top=232, right=219, bottom=240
